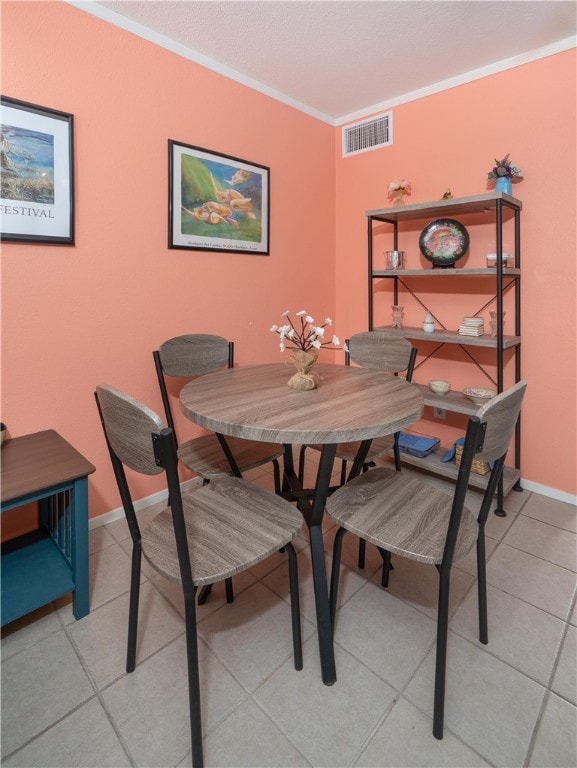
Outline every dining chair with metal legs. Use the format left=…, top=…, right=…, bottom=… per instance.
left=95, top=384, right=303, bottom=768
left=153, top=333, right=284, bottom=604
left=327, top=380, right=527, bottom=739
left=298, top=331, right=416, bottom=571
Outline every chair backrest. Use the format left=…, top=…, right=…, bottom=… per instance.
left=475, top=381, right=527, bottom=464
left=155, top=334, right=232, bottom=378
left=95, top=384, right=193, bottom=583
left=96, top=384, right=164, bottom=475
left=346, top=331, right=417, bottom=379
left=153, top=334, right=233, bottom=442
left=444, top=380, right=527, bottom=567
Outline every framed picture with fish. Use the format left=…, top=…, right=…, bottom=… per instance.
left=1, top=96, right=74, bottom=244
left=168, top=140, right=269, bottom=254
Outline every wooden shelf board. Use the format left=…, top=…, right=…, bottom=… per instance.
left=372, top=268, right=520, bottom=277
left=414, top=383, right=483, bottom=415
left=395, top=445, right=520, bottom=495
left=374, top=325, right=521, bottom=349
left=367, top=192, right=522, bottom=222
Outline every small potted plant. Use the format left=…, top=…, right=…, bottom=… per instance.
left=487, top=154, right=523, bottom=195
left=387, top=179, right=411, bottom=206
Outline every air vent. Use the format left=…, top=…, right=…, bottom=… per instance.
left=342, top=111, right=392, bottom=157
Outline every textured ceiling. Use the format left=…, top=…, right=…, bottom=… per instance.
left=78, top=1, right=576, bottom=122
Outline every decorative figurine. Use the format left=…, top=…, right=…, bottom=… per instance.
left=423, top=311, right=435, bottom=333
left=489, top=310, right=505, bottom=337
left=392, top=305, right=404, bottom=328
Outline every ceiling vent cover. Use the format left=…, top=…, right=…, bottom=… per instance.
left=342, top=111, right=392, bottom=157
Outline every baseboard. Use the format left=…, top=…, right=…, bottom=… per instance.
left=520, top=478, right=577, bottom=507
left=88, top=478, right=202, bottom=530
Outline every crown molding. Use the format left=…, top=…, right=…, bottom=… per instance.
left=64, top=2, right=575, bottom=128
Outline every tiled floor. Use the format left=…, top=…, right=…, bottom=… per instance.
left=2, top=452, right=576, bottom=767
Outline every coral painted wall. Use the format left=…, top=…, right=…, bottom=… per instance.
left=335, top=49, right=576, bottom=497
left=0, top=1, right=336, bottom=518
left=1, top=1, right=575, bottom=520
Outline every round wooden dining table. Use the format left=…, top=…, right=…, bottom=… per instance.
left=180, top=362, right=423, bottom=685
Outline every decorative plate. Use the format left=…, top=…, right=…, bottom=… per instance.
left=419, top=218, right=470, bottom=267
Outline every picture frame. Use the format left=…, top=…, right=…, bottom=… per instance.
left=1, top=96, right=74, bottom=244
left=169, top=140, right=269, bottom=254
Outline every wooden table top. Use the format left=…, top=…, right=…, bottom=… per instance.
left=1, top=430, right=95, bottom=504
left=180, top=363, right=423, bottom=445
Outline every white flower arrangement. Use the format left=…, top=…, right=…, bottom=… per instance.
left=270, top=310, right=340, bottom=353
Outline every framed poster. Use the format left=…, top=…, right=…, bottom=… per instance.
left=1, top=96, right=74, bottom=244
left=169, top=140, right=269, bottom=254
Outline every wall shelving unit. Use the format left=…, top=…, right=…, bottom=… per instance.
left=367, top=192, right=522, bottom=512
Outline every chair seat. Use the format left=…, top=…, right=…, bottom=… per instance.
left=308, top=435, right=394, bottom=464
left=178, top=434, right=283, bottom=478
left=327, top=467, right=478, bottom=565
left=141, top=476, right=303, bottom=584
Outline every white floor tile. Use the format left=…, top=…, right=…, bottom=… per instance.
left=1, top=604, right=61, bottom=661
left=197, top=581, right=314, bottom=693
left=88, top=542, right=141, bottom=611
left=332, top=580, right=437, bottom=690
left=66, top=581, right=184, bottom=689
left=355, top=697, right=490, bottom=767
left=405, top=633, right=546, bottom=767
left=255, top=638, right=397, bottom=767
left=486, top=543, right=576, bottom=620
left=369, top=554, right=476, bottom=621
left=521, top=495, right=577, bottom=533
left=1, top=631, right=94, bottom=757
left=451, top=584, right=565, bottom=684
left=503, top=514, right=577, bottom=572
left=2, top=698, right=131, bottom=767
left=454, top=535, right=498, bottom=578
left=569, top=599, right=577, bottom=627
left=202, top=698, right=310, bottom=767
left=102, top=634, right=246, bottom=767
left=529, top=692, right=577, bottom=767
left=551, top=624, right=577, bottom=705
left=88, top=524, right=117, bottom=554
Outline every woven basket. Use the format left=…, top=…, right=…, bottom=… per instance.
left=455, top=444, right=490, bottom=476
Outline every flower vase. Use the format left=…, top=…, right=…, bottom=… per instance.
left=495, top=177, right=512, bottom=195
left=392, top=305, right=404, bottom=328
left=288, top=349, right=320, bottom=390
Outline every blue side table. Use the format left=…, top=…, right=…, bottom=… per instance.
left=1, top=430, right=95, bottom=626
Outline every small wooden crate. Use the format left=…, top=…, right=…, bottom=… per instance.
left=455, top=444, right=490, bottom=476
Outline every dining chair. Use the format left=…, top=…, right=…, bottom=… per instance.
left=153, top=334, right=283, bottom=490
left=327, top=380, right=527, bottom=740
left=95, top=384, right=303, bottom=768
left=298, top=330, right=417, bottom=569
left=154, top=334, right=284, bottom=604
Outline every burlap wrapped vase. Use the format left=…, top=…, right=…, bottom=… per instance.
left=287, top=349, right=320, bottom=390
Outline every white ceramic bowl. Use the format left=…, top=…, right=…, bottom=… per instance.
left=429, top=379, right=450, bottom=395
left=486, top=253, right=511, bottom=266
left=463, top=387, right=497, bottom=405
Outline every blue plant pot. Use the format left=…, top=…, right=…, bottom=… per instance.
left=495, top=176, right=512, bottom=195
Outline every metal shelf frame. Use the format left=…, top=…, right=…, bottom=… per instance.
left=367, top=192, right=522, bottom=514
